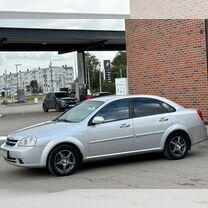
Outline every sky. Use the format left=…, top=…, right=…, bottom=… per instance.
left=0, top=0, right=129, bottom=76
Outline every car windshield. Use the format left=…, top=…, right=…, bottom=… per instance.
left=55, top=93, right=70, bottom=98
left=57, top=100, right=104, bottom=123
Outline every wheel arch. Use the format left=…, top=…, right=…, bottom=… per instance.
left=40, top=138, right=85, bottom=167
left=161, top=126, right=192, bottom=150
left=46, top=142, right=83, bottom=166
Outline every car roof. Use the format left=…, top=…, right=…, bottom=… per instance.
left=91, top=95, right=184, bottom=110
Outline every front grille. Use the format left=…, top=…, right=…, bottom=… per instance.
left=67, top=101, right=77, bottom=105
left=6, top=139, right=18, bottom=146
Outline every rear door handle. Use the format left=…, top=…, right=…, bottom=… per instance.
left=159, top=117, right=169, bottom=122
left=120, top=124, right=131, bottom=128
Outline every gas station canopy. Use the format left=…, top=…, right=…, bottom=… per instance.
left=0, top=27, right=126, bottom=53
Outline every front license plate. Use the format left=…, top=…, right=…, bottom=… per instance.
left=0, top=148, right=8, bottom=158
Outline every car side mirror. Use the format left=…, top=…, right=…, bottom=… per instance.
left=92, top=116, right=104, bottom=125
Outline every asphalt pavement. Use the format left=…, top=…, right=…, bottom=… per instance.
left=0, top=104, right=208, bottom=192
left=0, top=103, right=61, bottom=135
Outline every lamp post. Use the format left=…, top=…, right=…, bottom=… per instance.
left=15, top=64, right=22, bottom=91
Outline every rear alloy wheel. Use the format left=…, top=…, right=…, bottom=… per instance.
left=43, top=104, right=48, bottom=112
left=47, top=145, right=81, bottom=176
left=164, top=132, right=189, bottom=160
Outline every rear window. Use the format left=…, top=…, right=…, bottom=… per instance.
left=132, top=98, right=176, bottom=118
left=133, top=98, right=167, bottom=118
left=55, top=93, right=70, bottom=98
left=161, top=102, right=176, bottom=113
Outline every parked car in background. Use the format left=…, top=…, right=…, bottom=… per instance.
left=42, top=92, right=78, bottom=112
left=0, top=95, right=207, bottom=176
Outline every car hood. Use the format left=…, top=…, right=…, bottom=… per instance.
left=9, top=121, right=80, bottom=140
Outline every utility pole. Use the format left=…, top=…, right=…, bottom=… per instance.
left=120, top=68, right=123, bottom=78
left=15, top=64, right=22, bottom=91
left=4, top=69, right=7, bottom=98
left=5, top=69, right=7, bottom=88
left=99, top=67, right=102, bottom=92
left=50, top=61, right=54, bottom=92
left=87, top=67, right=91, bottom=94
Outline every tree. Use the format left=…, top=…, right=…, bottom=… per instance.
left=100, top=51, right=127, bottom=94
left=85, top=52, right=101, bottom=93
left=26, top=85, right=31, bottom=92
left=30, top=80, right=39, bottom=94
left=102, top=80, right=115, bottom=94
left=111, top=51, right=127, bottom=80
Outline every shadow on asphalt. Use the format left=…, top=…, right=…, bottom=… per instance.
left=1, top=153, right=164, bottom=177
left=80, top=152, right=165, bottom=171
left=5, top=151, right=197, bottom=177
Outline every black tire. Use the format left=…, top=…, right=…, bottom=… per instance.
left=47, top=144, right=81, bottom=176
left=164, top=132, right=189, bottom=160
left=43, top=104, right=49, bottom=112
left=55, top=104, right=62, bottom=112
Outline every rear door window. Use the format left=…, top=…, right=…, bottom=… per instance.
left=132, top=98, right=168, bottom=118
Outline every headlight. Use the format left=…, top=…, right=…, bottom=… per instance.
left=18, top=136, right=37, bottom=147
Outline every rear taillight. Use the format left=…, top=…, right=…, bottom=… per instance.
left=197, top=110, right=204, bottom=121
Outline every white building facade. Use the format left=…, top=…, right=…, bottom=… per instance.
left=0, top=65, right=74, bottom=95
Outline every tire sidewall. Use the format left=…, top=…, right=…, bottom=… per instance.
left=47, top=144, right=81, bottom=176
left=43, top=104, right=48, bottom=112
left=164, top=132, right=189, bottom=160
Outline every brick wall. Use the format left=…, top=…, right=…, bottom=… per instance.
left=125, top=19, right=208, bottom=121
left=130, top=0, right=208, bottom=19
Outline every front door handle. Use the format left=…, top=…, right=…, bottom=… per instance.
left=159, top=117, right=169, bottom=122
left=120, top=124, right=131, bottom=128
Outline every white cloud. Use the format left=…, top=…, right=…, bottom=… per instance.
left=0, top=19, right=125, bottom=30
left=0, top=0, right=129, bottom=13
left=0, top=52, right=76, bottom=73
left=0, top=19, right=125, bottom=75
left=0, top=51, right=119, bottom=76
left=0, top=0, right=127, bottom=75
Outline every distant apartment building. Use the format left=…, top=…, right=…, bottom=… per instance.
left=0, top=65, right=74, bottom=95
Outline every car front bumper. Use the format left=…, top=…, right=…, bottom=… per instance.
left=0, top=143, right=45, bottom=168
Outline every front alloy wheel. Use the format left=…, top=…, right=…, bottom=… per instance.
left=47, top=145, right=81, bottom=176
left=164, top=132, right=189, bottom=160
left=54, top=150, right=75, bottom=174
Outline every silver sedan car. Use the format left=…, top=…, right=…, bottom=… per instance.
left=0, top=95, right=207, bottom=176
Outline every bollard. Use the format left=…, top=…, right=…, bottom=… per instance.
left=34, top=97, right=39, bottom=104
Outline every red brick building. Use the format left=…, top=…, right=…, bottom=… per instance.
left=125, top=20, right=208, bottom=120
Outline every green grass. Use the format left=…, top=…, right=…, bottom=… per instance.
left=0, top=95, right=44, bottom=105
left=25, top=95, right=44, bottom=102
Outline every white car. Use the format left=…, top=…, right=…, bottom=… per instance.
left=0, top=95, right=207, bottom=176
